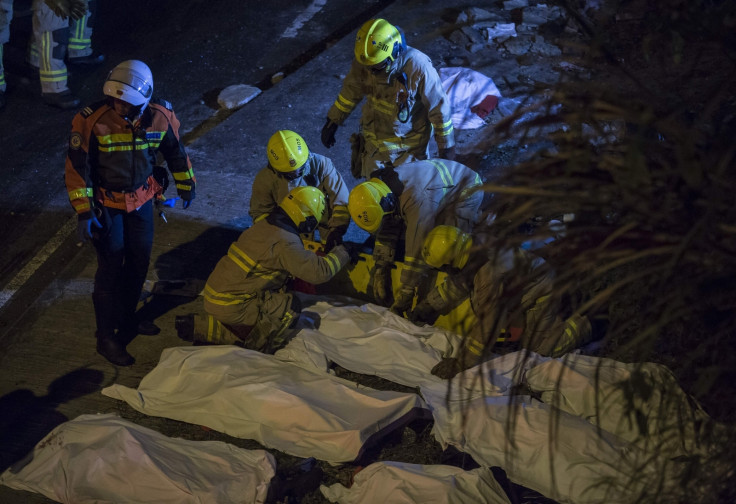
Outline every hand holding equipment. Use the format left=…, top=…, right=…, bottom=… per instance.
left=324, top=224, right=348, bottom=252
left=341, top=243, right=362, bottom=265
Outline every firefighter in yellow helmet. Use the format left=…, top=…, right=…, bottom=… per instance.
left=250, top=130, right=351, bottom=251
left=412, top=225, right=593, bottom=379
left=176, top=186, right=355, bottom=353
left=321, top=18, right=455, bottom=178
left=347, top=159, right=483, bottom=316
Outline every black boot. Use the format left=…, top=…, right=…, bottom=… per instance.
left=175, top=314, right=195, bottom=342
left=96, top=331, right=135, bottom=366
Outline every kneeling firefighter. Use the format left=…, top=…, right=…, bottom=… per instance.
left=176, top=186, right=357, bottom=352
left=412, top=225, right=593, bottom=379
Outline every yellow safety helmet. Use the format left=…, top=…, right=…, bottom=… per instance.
left=348, top=178, right=396, bottom=233
left=267, top=130, right=310, bottom=176
left=422, top=225, right=473, bottom=269
left=280, top=186, right=326, bottom=234
left=354, top=18, right=402, bottom=67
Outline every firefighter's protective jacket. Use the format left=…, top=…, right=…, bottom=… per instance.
left=65, top=99, right=196, bottom=219
left=204, top=209, right=351, bottom=313
left=373, top=159, right=482, bottom=289
left=327, top=47, right=454, bottom=167
left=249, top=153, right=350, bottom=231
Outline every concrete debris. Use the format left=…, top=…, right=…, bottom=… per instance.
left=522, top=5, right=564, bottom=26
left=461, top=25, right=486, bottom=45
left=455, top=7, right=498, bottom=24
left=481, top=23, right=517, bottom=41
left=448, top=29, right=469, bottom=46
left=503, top=0, right=529, bottom=10
left=216, top=84, right=261, bottom=110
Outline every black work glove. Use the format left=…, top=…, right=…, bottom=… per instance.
left=341, top=243, right=362, bottom=265
left=409, top=301, right=439, bottom=326
left=324, top=225, right=348, bottom=252
left=179, top=189, right=195, bottom=209
left=438, top=146, right=456, bottom=161
left=77, top=215, right=102, bottom=243
left=431, top=357, right=462, bottom=380
left=321, top=119, right=338, bottom=149
left=390, top=286, right=415, bottom=317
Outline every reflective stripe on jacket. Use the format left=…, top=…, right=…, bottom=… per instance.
left=249, top=153, right=350, bottom=230
left=204, top=211, right=350, bottom=309
left=65, top=99, right=195, bottom=218
left=327, top=47, right=454, bottom=165
left=374, top=159, right=482, bottom=288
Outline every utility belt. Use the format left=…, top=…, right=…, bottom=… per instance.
left=96, top=175, right=163, bottom=212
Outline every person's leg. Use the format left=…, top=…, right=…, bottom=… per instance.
left=67, top=0, right=103, bottom=64
left=0, top=0, right=13, bottom=109
left=247, top=290, right=302, bottom=353
left=92, top=207, right=134, bottom=366
left=118, top=199, right=154, bottom=336
left=31, top=0, right=79, bottom=108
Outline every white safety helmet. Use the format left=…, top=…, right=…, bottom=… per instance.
left=103, top=60, right=154, bottom=111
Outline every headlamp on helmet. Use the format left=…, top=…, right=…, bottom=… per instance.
left=347, top=179, right=396, bottom=234
left=103, top=60, right=153, bottom=114
left=280, top=186, right=326, bottom=234
left=422, top=225, right=473, bottom=269
left=267, top=130, right=310, bottom=180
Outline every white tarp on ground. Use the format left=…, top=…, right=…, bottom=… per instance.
left=525, top=354, right=716, bottom=458
left=320, top=462, right=511, bottom=504
left=278, top=300, right=715, bottom=504
left=276, top=301, right=464, bottom=388
left=439, top=67, right=502, bottom=129
left=102, top=345, right=428, bottom=464
left=0, top=413, right=276, bottom=504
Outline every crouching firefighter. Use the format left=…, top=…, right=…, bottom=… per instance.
left=64, top=59, right=196, bottom=367
left=176, top=186, right=357, bottom=352
left=411, top=226, right=592, bottom=379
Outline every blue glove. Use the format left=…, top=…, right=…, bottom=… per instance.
left=77, top=215, right=102, bottom=243
left=160, top=196, right=180, bottom=208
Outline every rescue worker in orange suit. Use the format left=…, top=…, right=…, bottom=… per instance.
left=176, top=187, right=356, bottom=353
left=347, top=159, right=483, bottom=317
left=65, top=60, right=196, bottom=366
left=250, top=130, right=350, bottom=251
left=321, top=18, right=455, bottom=178
left=412, top=225, right=592, bottom=379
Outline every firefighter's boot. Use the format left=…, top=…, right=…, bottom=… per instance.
left=94, top=291, right=135, bottom=366
left=96, top=331, right=135, bottom=366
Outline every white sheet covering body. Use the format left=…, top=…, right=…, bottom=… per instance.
left=0, top=413, right=275, bottom=504
left=320, top=462, right=511, bottom=504
left=525, top=354, right=716, bottom=458
left=439, top=67, right=502, bottom=129
left=275, top=301, right=709, bottom=504
left=102, top=346, right=428, bottom=463
left=276, top=302, right=464, bottom=387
